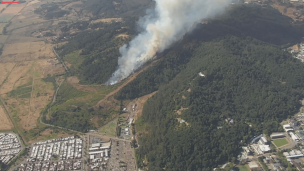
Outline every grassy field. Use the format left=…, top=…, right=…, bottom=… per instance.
left=99, top=118, right=117, bottom=137
left=237, top=165, right=249, bottom=171
left=63, top=51, right=83, bottom=68
left=273, top=138, right=289, bottom=147
left=46, top=79, right=119, bottom=132
left=0, top=15, right=14, bottom=23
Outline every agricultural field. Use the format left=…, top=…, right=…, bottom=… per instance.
left=273, top=138, right=289, bottom=147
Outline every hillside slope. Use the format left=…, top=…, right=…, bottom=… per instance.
left=134, top=36, right=304, bottom=171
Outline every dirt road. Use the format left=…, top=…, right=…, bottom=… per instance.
left=96, top=59, right=160, bottom=108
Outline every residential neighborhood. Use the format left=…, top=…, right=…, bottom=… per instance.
left=18, top=136, right=83, bottom=171
left=0, top=133, right=22, bottom=164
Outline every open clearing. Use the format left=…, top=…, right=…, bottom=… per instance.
left=67, top=76, right=97, bottom=93
left=128, top=91, right=157, bottom=121
left=237, top=165, right=250, bottom=171
left=0, top=105, right=13, bottom=130
left=273, top=138, right=289, bottom=147
left=99, top=118, right=117, bottom=137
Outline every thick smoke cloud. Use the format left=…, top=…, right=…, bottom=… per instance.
left=106, top=0, right=232, bottom=85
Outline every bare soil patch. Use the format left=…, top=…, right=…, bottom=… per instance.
left=67, top=76, right=97, bottom=93
left=176, top=107, right=188, bottom=115
left=91, top=18, right=123, bottom=24
left=0, top=105, right=13, bottom=130
left=290, top=44, right=299, bottom=51
left=116, top=33, right=129, bottom=39
left=40, top=128, right=53, bottom=136
left=130, top=91, right=157, bottom=121
left=271, top=0, right=304, bottom=21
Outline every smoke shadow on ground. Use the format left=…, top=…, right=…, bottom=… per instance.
left=184, top=4, right=304, bottom=46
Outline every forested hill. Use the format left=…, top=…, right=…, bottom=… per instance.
left=134, top=36, right=304, bottom=170
left=109, top=6, right=304, bottom=171
left=57, top=4, right=304, bottom=85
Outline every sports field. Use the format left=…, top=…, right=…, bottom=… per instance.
left=237, top=165, right=249, bottom=171
left=273, top=138, right=288, bottom=147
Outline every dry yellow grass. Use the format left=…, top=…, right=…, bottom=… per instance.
left=2, top=5, right=25, bottom=14
left=0, top=62, right=15, bottom=84
left=0, top=35, right=9, bottom=43
left=4, top=67, right=55, bottom=131
left=2, top=42, right=31, bottom=55
left=116, top=34, right=129, bottom=39
left=0, top=105, right=13, bottom=130
left=0, top=61, right=33, bottom=94
left=0, top=23, right=7, bottom=34
left=1, top=41, right=55, bottom=62
left=92, top=18, right=123, bottom=24
left=0, top=4, right=8, bottom=12
left=37, top=59, right=65, bottom=77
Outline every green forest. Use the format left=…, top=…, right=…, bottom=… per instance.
left=54, top=4, right=304, bottom=170
left=134, top=36, right=304, bottom=170
left=114, top=5, right=304, bottom=171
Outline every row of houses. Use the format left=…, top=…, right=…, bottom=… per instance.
left=28, top=136, right=82, bottom=162
left=18, top=160, right=82, bottom=171
left=0, top=133, right=22, bottom=164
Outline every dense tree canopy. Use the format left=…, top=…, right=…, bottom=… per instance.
left=134, top=36, right=304, bottom=170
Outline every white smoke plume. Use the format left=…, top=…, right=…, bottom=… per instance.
left=106, top=0, right=232, bottom=85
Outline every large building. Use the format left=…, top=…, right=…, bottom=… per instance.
left=283, top=150, right=304, bottom=159
left=270, top=133, right=285, bottom=139
left=289, top=132, right=300, bottom=142
left=258, top=137, right=268, bottom=145
left=283, top=124, right=294, bottom=132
